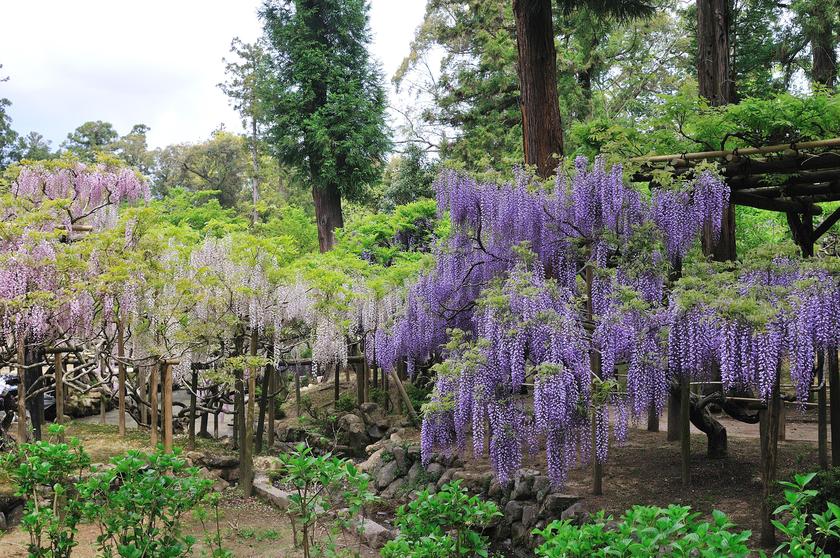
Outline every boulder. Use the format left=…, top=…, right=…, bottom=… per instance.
left=253, top=475, right=290, bottom=510
left=512, top=469, right=539, bottom=501
left=359, top=448, right=385, bottom=474
left=521, top=504, right=539, bottom=528
left=406, top=462, right=421, bottom=485
left=541, top=493, right=580, bottom=518
left=532, top=476, right=551, bottom=502
left=376, top=460, right=400, bottom=490
left=354, top=517, right=394, bottom=549
left=253, top=456, right=282, bottom=473
left=452, top=470, right=492, bottom=494
left=504, top=500, right=524, bottom=522
left=424, top=462, right=444, bottom=482
left=197, top=453, right=239, bottom=469
left=391, top=446, right=407, bottom=472
left=511, top=521, right=529, bottom=543
left=337, top=413, right=370, bottom=458
left=560, top=502, right=588, bottom=525
left=436, top=468, right=458, bottom=490
left=381, top=477, right=406, bottom=500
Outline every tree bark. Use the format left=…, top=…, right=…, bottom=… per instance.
left=810, top=0, right=837, bottom=87
left=513, top=0, right=564, bottom=178
left=312, top=182, right=344, bottom=252
left=697, top=0, right=736, bottom=261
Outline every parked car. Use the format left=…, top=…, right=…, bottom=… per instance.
left=0, top=371, right=57, bottom=421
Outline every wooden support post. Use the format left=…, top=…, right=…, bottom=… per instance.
left=16, top=339, right=27, bottom=443
left=117, top=318, right=126, bottom=437
left=818, top=351, right=828, bottom=469
left=667, top=393, right=680, bottom=441
left=54, top=352, right=64, bottom=441
left=356, top=363, right=365, bottom=405
left=830, top=349, right=840, bottom=467
left=391, top=371, right=420, bottom=426
left=760, top=380, right=782, bottom=547
left=189, top=369, right=198, bottom=451
left=100, top=355, right=107, bottom=426
left=779, top=402, right=787, bottom=441
left=138, top=366, right=148, bottom=426
left=162, top=361, right=174, bottom=454
left=150, top=363, right=159, bottom=447
left=680, top=376, right=691, bottom=486
left=267, top=366, right=277, bottom=449
left=295, top=368, right=301, bottom=417
left=242, top=329, right=258, bottom=497
left=647, top=402, right=659, bottom=432
left=334, top=363, right=340, bottom=403
left=591, top=409, right=603, bottom=496
left=363, top=356, right=370, bottom=404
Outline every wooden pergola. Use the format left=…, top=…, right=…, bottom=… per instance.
left=632, top=137, right=840, bottom=257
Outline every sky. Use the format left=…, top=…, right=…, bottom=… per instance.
left=0, top=0, right=428, bottom=149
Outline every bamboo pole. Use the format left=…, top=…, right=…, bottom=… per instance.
left=162, top=360, right=175, bottom=454
left=631, top=137, right=840, bottom=164
left=150, top=363, right=159, bottom=447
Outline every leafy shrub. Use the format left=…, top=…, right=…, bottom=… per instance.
left=381, top=480, right=501, bottom=558
left=335, top=392, right=357, bottom=413
left=277, top=443, right=377, bottom=558
left=78, top=449, right=212, bottom=558
left=3, top=424, right=90, bottom=558
left=533, top=505, right=752, bottom=558
left=772, top=472, right=840, bottom=558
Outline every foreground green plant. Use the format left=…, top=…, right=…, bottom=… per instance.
left=533, top=505, right=752, bottom=558
left=3, top=424, right=90, bottom=558
left=772, top=472, right=840, bottom=558
left=78, top=448, right=212, bottom=558
left=381, top=480, right=501, bottom=558
left=277, top=443, right=376, bottom=558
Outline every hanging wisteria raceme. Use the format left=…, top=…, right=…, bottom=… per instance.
left=669, top=258, right=840, bottom=404
left=1, top=163, right=149, bottom=347
left=386, top=157, right=730, bottom=487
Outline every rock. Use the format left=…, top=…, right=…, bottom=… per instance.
left=354, top=517, right=394, bottom=549
left=367, top=424, right=387, bottom=439
left=212, top=478, right=230, bottom=492
left=541, top=493, right=580, bottom=518
left=389, top=430, right=405, bottom=443
left=560, top=502, right=588, bottom=525
left=521, top=504, right=539, bottom=528
left=511, top=521, right=529, bottom=543
left=199, top=453, right=239, bottom=469
left=407, top=462, right=421, bottom=485
left=338, top=413, right=370, bottom=458
left=221, top=467, right=240, bottom=483
left=253, top=456, right=282, bottom=472
left=391, top=446, right=407, bottom=472
left=424, top=462, right=444, bottom=481
left=376, top=460, right=400, bottom=490
left=381, top=477, right=406, bottom=499
left=198, top=467, right=221, bottom=480
left=504, top=500, right=524, bottom=522
left=359, top=448, right=385, bottom=474
left=6, top=505, right=23, bottom=528
left=253, top=475, right=290, bottom=510
left=436, top=468, right=458, bottom=490
left=0, top=512, right=6, bottom=531
left=452, top=470, right=492, bottom=494
left=512, top=469, right=539, bottom=501
left=532, top=476, right=551, bottom=502
left=425, top=482, right=437, bottom=494
left=360, top=402, right=380, bottom=415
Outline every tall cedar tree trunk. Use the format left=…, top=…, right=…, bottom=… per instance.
left=697, top=0, right=736, bottom=261
left=811, top=1, right=837, bottom=87
left=304, top=0, right=344, bottom=252
left=513, top=0, right=564, bottom=179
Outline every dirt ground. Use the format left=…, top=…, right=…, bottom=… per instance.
left=0, top=491, right=378, bottom=558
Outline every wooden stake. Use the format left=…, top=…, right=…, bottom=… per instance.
left=295, top=367, right=301, bottom=417
left=667, top=392, right=680, bottom=441
left=647, top=402, right=659, bottom=432
left=680, top=376, right=691, bottom=486
left=760, top=380, right=782, bottom=547
left=138, top=366, right=148, bottom=426
left=150, top=363, right=159, bottom=447
left=242, top=329, right=258, bottom=497
left=117, top=317, right=126, bottom=437
left=99, top=355, right=107, bottom=426
left=818, top=351, right=828, bottom=469
left=390, top=371, right=419, bottom=426
left=830, top=349, right=840, bottom=467
left=334, top=363, right=340, bottom=403
left=189, top=369, right=198, bottom=451
left=17, top=338, right=27, bottom=443
left=162, top=361, right=174, bottom=453
left=267, top=366, right=276, bottom=448
left=54, top=352, right=64, bottom=441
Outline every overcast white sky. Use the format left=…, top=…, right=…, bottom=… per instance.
left=0, top=0, right=427, bottom=149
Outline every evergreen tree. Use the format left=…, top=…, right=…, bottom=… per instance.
left=257, top=0, right=390, bottom=252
